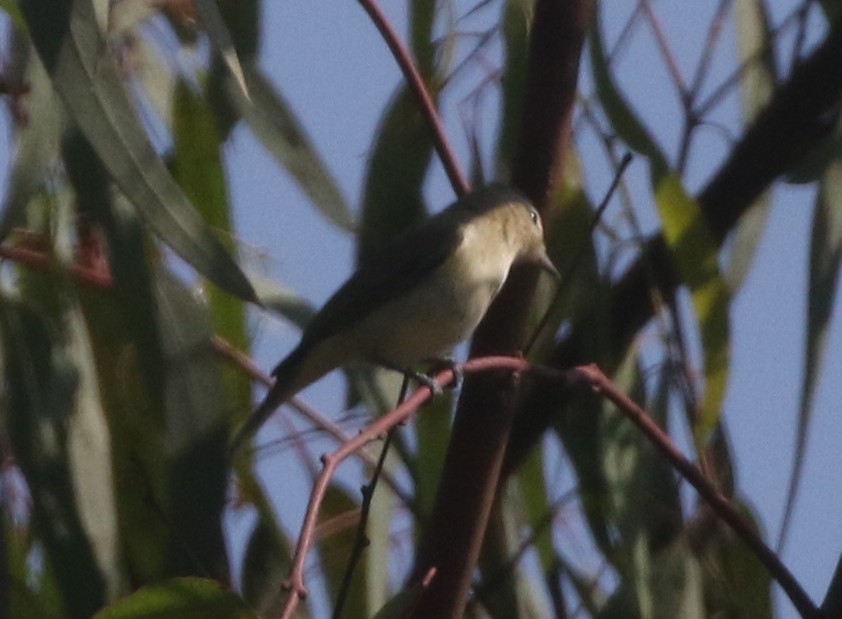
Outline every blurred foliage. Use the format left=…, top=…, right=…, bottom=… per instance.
left=0, top=0, right=839, bottom=617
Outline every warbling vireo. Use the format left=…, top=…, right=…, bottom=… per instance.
left=231, top=183, right=558, bottom=452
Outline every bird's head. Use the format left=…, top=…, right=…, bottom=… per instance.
left=468, top=184, right=559, bottom=279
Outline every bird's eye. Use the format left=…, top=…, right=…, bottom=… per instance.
left=529, top=208, right=540, bottom=226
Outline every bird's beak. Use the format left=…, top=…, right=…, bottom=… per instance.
left=536, top=251, right=560, bottom=280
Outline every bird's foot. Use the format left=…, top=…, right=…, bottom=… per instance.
left=404, top=369, right=444, bottom=397
left=423, top=356, right=464, bottom=390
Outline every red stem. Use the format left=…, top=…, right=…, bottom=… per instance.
left=356, top=0, right=469, bottom=197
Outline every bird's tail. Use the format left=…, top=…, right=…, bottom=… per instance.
left=229, top=347, right=307, bottom=455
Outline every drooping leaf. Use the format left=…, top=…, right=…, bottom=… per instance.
left=695, top=499, right=773, bottom=618
left=0, top=295, right=107, bottom=618
left=224, top=63, right=355, bottom=232
left=366, top=450, right=400, bottom=613
left=21, top=0, right=256, bottom=302
left=63, top=131, right=166, bottom=417
left=194, top=0, right=249, bottom=99
left=63, top=299, right=124, bottom=601
left=589, top=17, right=669, bottom=179
left=153, top=269, right=229, bottom=580
left=240, top=509, right=293, bottom=617
left=0, top=48, right=64, bottom=240
left=495, top=0, right=533, bottom=178
left=77, top=279, right=170, bottom=584
left=725, top=0, right=776, bottom=293
left=780, top=159, right=842, bottom=549
left=171, top=79, right=250, bottom=409
left=413, top=394, right=453, bottom=519
left=655, top=175, right=731, bottom=438
left=318, top=483, right=368, bottom=618
left=248, top=273, right=316, bottom=331
left=92, top=577, right=256, bottom=619
left=358, top=86, right=434, bottom=262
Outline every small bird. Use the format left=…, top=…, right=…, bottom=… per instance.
left=231, top=183, right=558, bottom=452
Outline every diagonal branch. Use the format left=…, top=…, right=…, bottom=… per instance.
left=278, top=356, right=546, bottom=619
left=357, top=0, right=469, bottom=197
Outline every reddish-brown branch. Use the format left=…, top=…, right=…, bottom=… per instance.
left=356, top=0, right=469, bottom=197
left=569, top=364, right=819, bottom=619
left=0, top=244, right=113, bottom=287
left=278, top=358, right=816, bottom=619
left=278, top=356, right=542, bottom=619
left=212, top=335, right=413, bottom=504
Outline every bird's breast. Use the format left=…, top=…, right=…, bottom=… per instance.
left=352, top=229, right=515, bottom=365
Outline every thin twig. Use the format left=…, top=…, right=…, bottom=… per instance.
left=0, top=244, right=113, bottom=287
left=331, top=376, right=410, bottom=618
left=524, top=152, right=633, bottom=356
left=695, top=1, right=813, bottom=117
left=641, top=0, right=688, bottom=100
left=211, top=335, right=412, bottom=505
left=356, top=0, right=469, bottom=197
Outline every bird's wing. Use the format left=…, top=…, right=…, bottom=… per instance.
left=274, top=212, right=464, bottom=374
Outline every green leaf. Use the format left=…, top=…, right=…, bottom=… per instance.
left=194, top=0, right=249, bottom=99
left=225, top=63, right=355, bottom=232
left=725, top=0, right=777, bottom=292
left=158, top=270, right=230, bottom=578
left=77, top=280, right=170, bottom=583
left=240, top=512, right=293, bottom=617
left=318, top=483, right=368, bottom=618
left=725, top=0, right=778, bottom=294
left=495, top=0, right=533, bottom=177
left=697, top=500, right=772, bottom=618
left=0, top=295, right=107, bottom=618
left=21, top=0, right=257, bottom=302
left=366, top=451, right=400, bottom=612
left=156, top=269, right=226, bottom=451
left=63, top=299, right=124, bottom=600
left=0, top=50, right=64, bottom=240
left=370, top=582, right=426, bottom=619
left=654, top=175, right=731, bottom=437
left=171, top=79, right=250, bottom=409
left=589, top=17, right=668, bottom=178
left=413, top=395, right=452, bottom=519
left=780, top=159, right=842, bottom=548
left=734, top=0, right=777, bottom=121
left=93, top=577, right=255, bottom=619
left=724, top=198, right=772, bottom=294
left=64, top=131, right=166, bottom=417
left=358, top=87, right=434, bottom=261
left=249, top=273, right=317, bottom=331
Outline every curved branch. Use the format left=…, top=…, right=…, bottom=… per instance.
left=357, top=0, right=469, bottom=197
left=278, top=356, right=545, bottom=619
left=570, top=364, right=819, bottom=619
